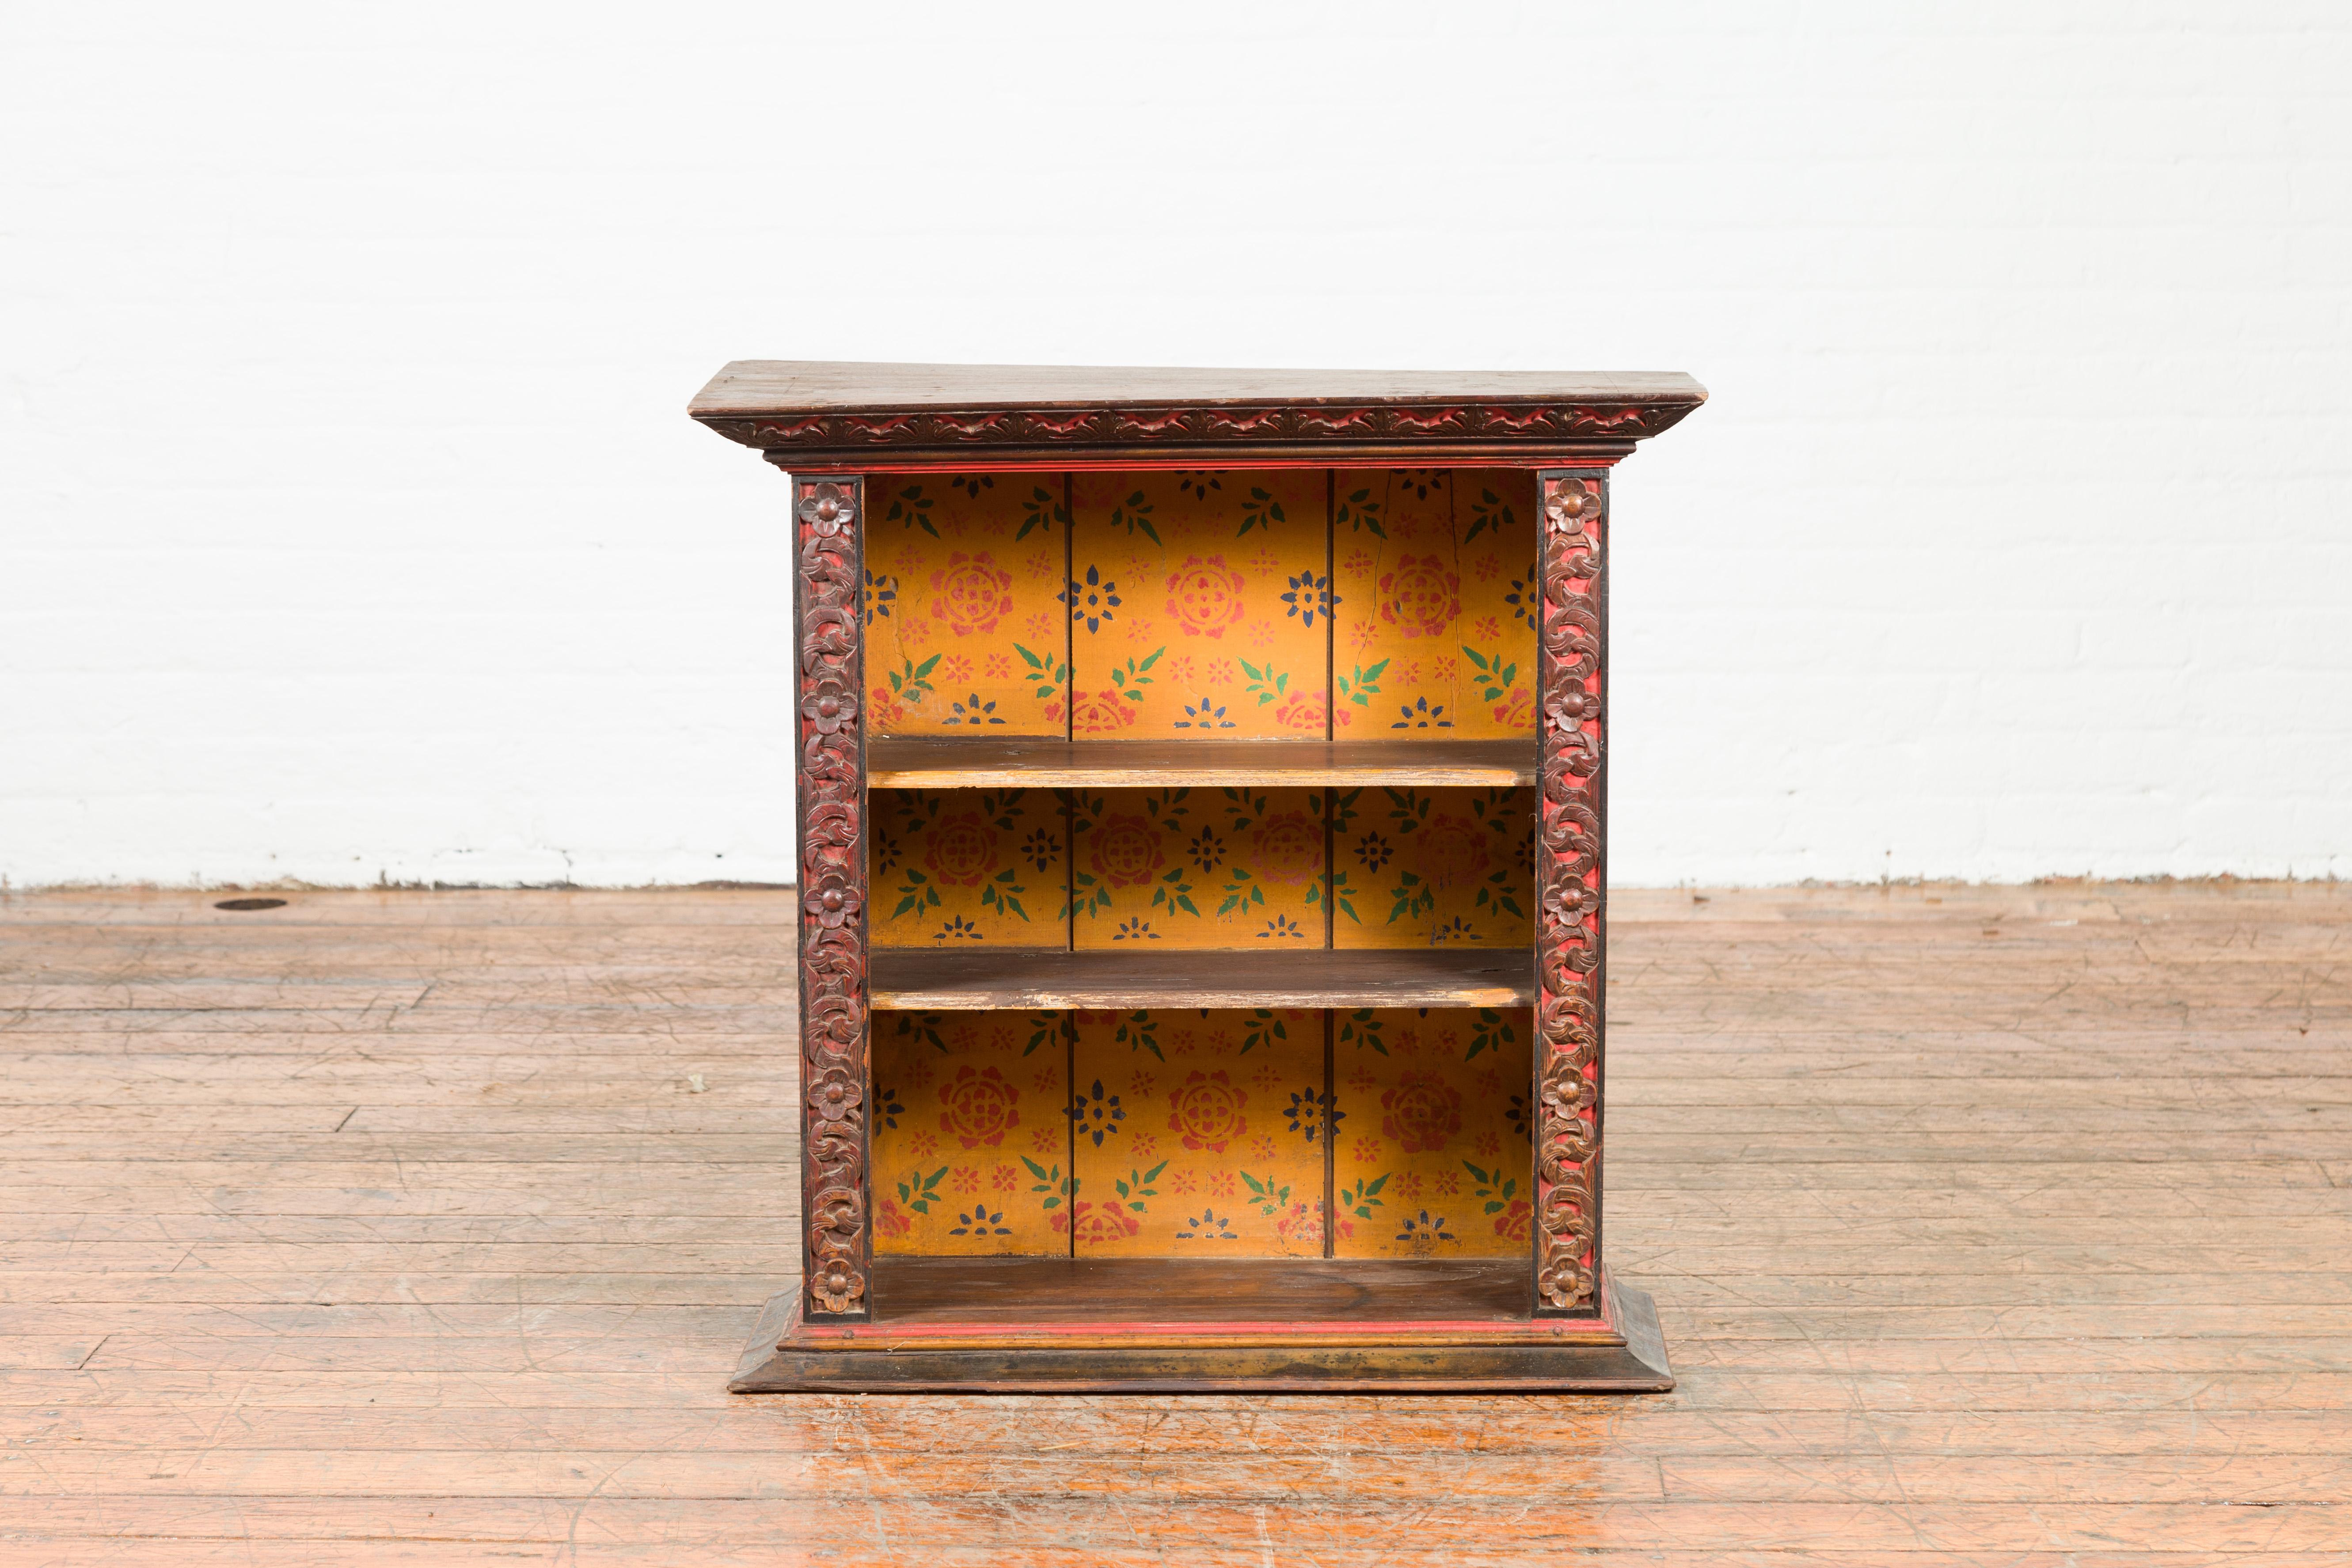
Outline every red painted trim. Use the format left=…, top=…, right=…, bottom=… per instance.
left=778, top=456, right=1632, bottom=478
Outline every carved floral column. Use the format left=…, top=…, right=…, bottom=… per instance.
left=1534, top=468, right=1607, bottom=1315
left=793, top=476, right=870, bottom=1320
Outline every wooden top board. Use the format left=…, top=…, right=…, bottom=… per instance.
left=866, top=736, right=1536, bottom=790
left=868, top=945, right=1535, bottom=1011
left=691, top=359, right=1705, bottom=467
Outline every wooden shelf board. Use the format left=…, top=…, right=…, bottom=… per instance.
left=847, top=1257, right=1564, bottom=1343
left=868, top=945, right=1535, bottom=1011
left=866, top=736, right=1535, bottom=789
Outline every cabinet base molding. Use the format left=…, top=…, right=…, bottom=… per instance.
left=730, top=1260, right=1672, bottom=1393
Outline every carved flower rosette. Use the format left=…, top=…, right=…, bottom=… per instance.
left=796, top=477, right=869, bottom=1317
left=1534, top=471, right=1606, bottom=1313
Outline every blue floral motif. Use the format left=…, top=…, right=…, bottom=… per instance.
left=1175, top=698, right=1235, bottom=729
left=1285, top=1087, right=1340, bottom=1144
left=1504, top=568, right=1539, bottom=629
left=1395, top=1209, right=1458, bottom=1245
left=1188, top=827, right=1225, bottom=874
left=1391, top=697, right=1452, bottom=730
left=1175, top=1207, right=1239, bottom=1240
left=1280, top=569, right=1336, bottom=629
left=1063, top=565, right=1121, bottom=632
left=944, top=693, right=1005, bottom=726
left=1021, top=827, right=1060, bottom=872
left=1068, top=1079, right=1125, bottom=1147
left=948, top=1206, right=1013, bottom=1237
left=1111, top=918, right=1159, bottom=941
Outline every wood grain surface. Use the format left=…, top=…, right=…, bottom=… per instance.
left=866, top=736, right=1537, bottom=789
left=689, top=361, right=1707, bottom=415
left=2, top=883, right=2348, bottom=1563
left=869, top=946, right=1537, bottom=1010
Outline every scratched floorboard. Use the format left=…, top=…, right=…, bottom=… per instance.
left=0, top=884, right=2347, bottom=1566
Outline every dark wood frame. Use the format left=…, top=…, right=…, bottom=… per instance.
left=696, top=362, right=1701, bottom=1390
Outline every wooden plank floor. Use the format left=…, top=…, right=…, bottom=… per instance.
left=1, top=883, right=2347, bottom=1565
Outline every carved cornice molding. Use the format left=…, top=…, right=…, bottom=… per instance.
left=698, top=398, right=1698, bottom=467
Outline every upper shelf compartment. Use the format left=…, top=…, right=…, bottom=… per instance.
left=867, top=737, right=1535, bottom=789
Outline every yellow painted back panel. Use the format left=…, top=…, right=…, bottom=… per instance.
left=1068, top=470, right=1330, bottom=737
left=1330, top=469, right=1539, bottom=737
left=1068, top=1008, right=1329, bottom=1257
left=865, top=475, right=1069, bottom=735
left=871, top=1010, right=1072, bottom=1255
left=1330, top=1006, right=1533, bottom=1258
left=870, top=787, right=1067, bottom=949
left=1071, top=786, right=1326, bottom=948
left=1330, top=786, right=1536, bottom=949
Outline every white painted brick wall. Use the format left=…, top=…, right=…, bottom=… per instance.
left=4, top=2, right=2348, bottom=886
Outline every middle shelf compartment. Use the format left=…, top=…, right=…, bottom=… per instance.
left=871, top=946, right=1534, bottom=1011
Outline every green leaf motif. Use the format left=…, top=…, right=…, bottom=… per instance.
left=1336, top=486, right=1386, bottom=539
left=1335, top=659, right=1390, bottom=709
left=1111, top=491, right=1161, bottom=546
left=1237, top=486, right=1288, bottom=537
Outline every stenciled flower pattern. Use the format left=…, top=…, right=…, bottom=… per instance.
left=1064, top=565, right=1121, bottom=632
left=1069, top=1078, right=1125, bottom=1147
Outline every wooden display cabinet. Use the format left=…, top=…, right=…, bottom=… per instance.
left=692, top=362, right=1704, bottom=1391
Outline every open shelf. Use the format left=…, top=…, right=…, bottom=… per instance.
left=867, top=1256, right=1530, bottom=1331
left=869, top=945, right=1535, bottom=1011
left=867, top=736, right=1536, bottom=789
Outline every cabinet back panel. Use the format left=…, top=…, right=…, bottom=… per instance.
left=1068, top=469, right=1329, bottom=737
left=863, top=474, right=1070, bottom=736
left=871, top=1009, right=1072, bottom=1257
left=1332, top=468, right=1541, bottom=738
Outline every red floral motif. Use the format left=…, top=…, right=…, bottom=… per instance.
left=1272, top=687, right=1329, bottom=731
left=1493, top=1197, right=1532, bottom=1241
left=1069, top=687, right=1139, bottom=734
left=1068, top=1200, right=1142, bottom=1245
left=1274, top=1200, right=1324, bottom=1247
left=923, top=810, right=996, bottom=888
left=1421, top=813, right=1493, bottom=889
left=878, top=1198, right=912, bottom=1239
left=1089, top=812, right=1164, bottom=887
left=869, top=685, right=907, bottom=726
left=929, top=552, right=1015, bottom=636
left=1252, top=811, right=1322, bottom=887
left=1491, top=687, right=1534, bottom=728
left=1165, top=554, right=1247, bottom=638
left=1169, top=1070, right=1248, bottom=1152
left=1380, top=1071, right=1464, bottom=1154
left=938, top=1065, right=1020, bottom=1150
left=1379, top=555, right=1461, bottom=639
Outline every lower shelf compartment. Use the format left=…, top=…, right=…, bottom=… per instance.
left=876, top=1254, right=1534, bottom=1330
left=730, top=1261, right=1673, bottom=1392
